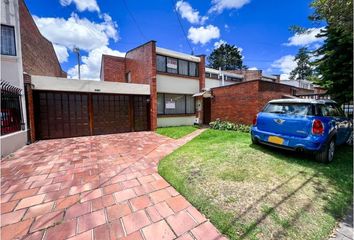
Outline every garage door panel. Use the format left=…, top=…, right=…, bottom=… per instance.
left=35, top=91, right=149, bottom=139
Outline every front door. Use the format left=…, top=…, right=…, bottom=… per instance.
left=203, top=98, right=211, bottom=125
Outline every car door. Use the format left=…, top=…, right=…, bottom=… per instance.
left=321, top=103, right=353, bottom=145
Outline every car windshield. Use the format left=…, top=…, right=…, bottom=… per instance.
left=263, top=103, right=312, bottom=116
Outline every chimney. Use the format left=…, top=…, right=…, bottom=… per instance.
left=273, top=74, right=281, bottom=83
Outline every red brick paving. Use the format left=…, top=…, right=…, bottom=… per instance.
left=1, top=130, right=226, bottom=239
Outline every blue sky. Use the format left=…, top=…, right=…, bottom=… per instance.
left=26, top=0, right=325, bottom=80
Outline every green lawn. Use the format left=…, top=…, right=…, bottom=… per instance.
left=158, top=129, right=353, bottom=240
left=156, top=125, right=198, bottom=139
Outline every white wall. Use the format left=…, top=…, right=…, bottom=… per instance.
left=1, top=0, right=28, bottom=157
left=205, top=78, right=237, bottom=89
left=157, top=116, right=195, bottom=127
left=31, top=75, right=150, bottom=95
left=157, top=74, right=199, bottom=94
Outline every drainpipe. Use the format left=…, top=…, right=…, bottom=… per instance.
left=219, top=67, right=225, bottom=86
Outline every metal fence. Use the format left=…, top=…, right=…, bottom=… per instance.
left=1, top=81, right=23, bottom=135
left=295, top=93, right=353, bottom=118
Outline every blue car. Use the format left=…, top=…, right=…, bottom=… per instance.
left=251, top=99, right=352, bottom=163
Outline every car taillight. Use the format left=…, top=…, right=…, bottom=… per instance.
left=312, top=119, right=324, bottom=135
left=253, top=115, right=257, bottom=126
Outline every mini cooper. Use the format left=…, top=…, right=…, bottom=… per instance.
left=251, top=99, right=352, bottom=163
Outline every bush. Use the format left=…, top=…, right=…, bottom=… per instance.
left=209, top=119, right=251, bottom=133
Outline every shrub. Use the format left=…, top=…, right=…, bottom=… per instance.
left=209, top=119, right=251, bottom=133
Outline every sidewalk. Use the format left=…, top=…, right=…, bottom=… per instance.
left=329, top=206, right=353, bottom=240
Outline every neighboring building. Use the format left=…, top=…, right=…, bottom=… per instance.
left=280, top=79, right=314, bottom=90
left=1, top=0, right=28, bottom=156
left=18, top=0, right=67, bottom=77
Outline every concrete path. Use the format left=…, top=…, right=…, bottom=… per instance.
left=329, top=206, right=353, bottom=240
left=1, top=129, right=227, bottom=240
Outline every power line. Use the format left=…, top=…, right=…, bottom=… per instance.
left=121, top=0, right=147, bottom=41
left=170, top=0, right=194, bottom=55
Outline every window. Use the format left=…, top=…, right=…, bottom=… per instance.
left=157, top=93, right=195, bottom=115
left=1, top=25, right=16, bottom=56
left=319, top=103, right=345, bottom=117
left=156, top=55, right=199, bottom=77
left=178, top=59, right=188, bottom=75
left=263, top=103, right=313, bottom=116
left=189, top=62, right=198, bottom=76
left=157, top=55, right=166, bottom=72
left=1, top=82, right=23, bottom=135
left=167, top=57, right=178, bottom=74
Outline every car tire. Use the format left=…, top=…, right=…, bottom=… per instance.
left=251, top=136, right=259, bottom=145
left=315, top=139, right=335, bottom=163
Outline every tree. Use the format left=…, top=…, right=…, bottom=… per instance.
left=312, top=26, right=353, bottom=103
left=289, top=47, right=314, bottom=80
left=207, top=43, right=246, bottom=70
left=309, top=0, right=353, bottom=103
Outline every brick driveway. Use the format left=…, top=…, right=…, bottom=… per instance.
left=1, top=130, right=226, bottom=240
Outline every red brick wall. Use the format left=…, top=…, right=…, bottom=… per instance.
left=210, top=80, right=312, bottom=125
left=229, top=69, right=263, bottom=81
left=19, top=0, right=66, bottom=77
left=101, top=55, right=126, bottom=82
left=125, top=41, right=157, bottom=130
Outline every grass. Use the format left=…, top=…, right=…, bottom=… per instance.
left=156, top=125, right=199, bottom=139
left=158, top=129, right=353, bottom=240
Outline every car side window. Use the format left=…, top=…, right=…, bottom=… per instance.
left=320, top=104, right=345, bottom=117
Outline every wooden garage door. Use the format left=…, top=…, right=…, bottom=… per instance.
left=35, top=91, right=90, bottom=139
left=34, top=91, right=149, bottom=140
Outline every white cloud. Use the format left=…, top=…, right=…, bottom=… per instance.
left=175, top=1, right=207, bottom=24
left=53, top=44, right=69, bottom=63
left=68, top=46, right=125, bottom=80
left=33, top=13, right=118, bottom=52
left=209, top=0, right=250, bottom=14
left=271, top=55, right=296, bottom=80
left=214, top=39, right=227, bottom=48
left=60, top=0, right=100, bottom=12
left=285, top=27, right=325, bottom=47
left=188, top=25, right=220, bottom=45
left=248, top=67, right=258, bottom=70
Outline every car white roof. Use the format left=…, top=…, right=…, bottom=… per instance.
left=269, top=98, right=336, bottom=104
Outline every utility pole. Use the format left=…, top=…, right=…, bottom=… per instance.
left=73, top=47, right=81, bottom=80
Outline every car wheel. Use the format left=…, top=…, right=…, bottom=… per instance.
left=251, top=136, right=259, bottom=145
left=315, top=139, right=335, bottom=163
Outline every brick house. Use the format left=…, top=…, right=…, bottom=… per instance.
left=101, top=42, right=313, bottom=128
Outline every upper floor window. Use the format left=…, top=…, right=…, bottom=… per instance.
left=1, top=25, right=16, bottom=56
left=157, top=55, right=199, bottom=77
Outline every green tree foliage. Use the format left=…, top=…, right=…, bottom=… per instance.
left=207, top=43, right=246, bottom=70
left=309, top=0, right=353, bottom=103
left=289, top=47, right=314, bottom=80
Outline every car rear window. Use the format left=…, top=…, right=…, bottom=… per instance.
left=263, top=103, right=313, bottom=116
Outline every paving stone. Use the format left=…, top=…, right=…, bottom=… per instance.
left=1, top=218, right=33, bottom=240
left=107, top=203, right=131, bottom=221
left=142, top=220, right=176, bottom=240
left=1, top=209, right=27, bottom=226
left=64, top=201, right=91, bottom=220
left=114, top=189, right=136, bottom=203
left=166, top=210, right=197, bottom=236
left=30, top=210, right=64, bottom=232
left=15, top=194, right=46, bottom=210
left=44, top=219, right=77, bottom=240
left=129, top=195, right=152, bottom=211
left=122, top=209, right=151, bottom=235
left=78, top=209, right=106, bottom=233
left=191, top=221, right=221, bottom=240
left=24, top=202, right=54, bottom=219
left=166, top=195, right=191, bottom=213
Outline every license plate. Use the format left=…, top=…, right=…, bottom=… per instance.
left=268, top=136, right=284, bottom=145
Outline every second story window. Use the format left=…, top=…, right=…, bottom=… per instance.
left=1, top=25, right=16, bottom=56
left=157, top=54, right=199, bottom=77
left=167, top=57, right=178, bottom=74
